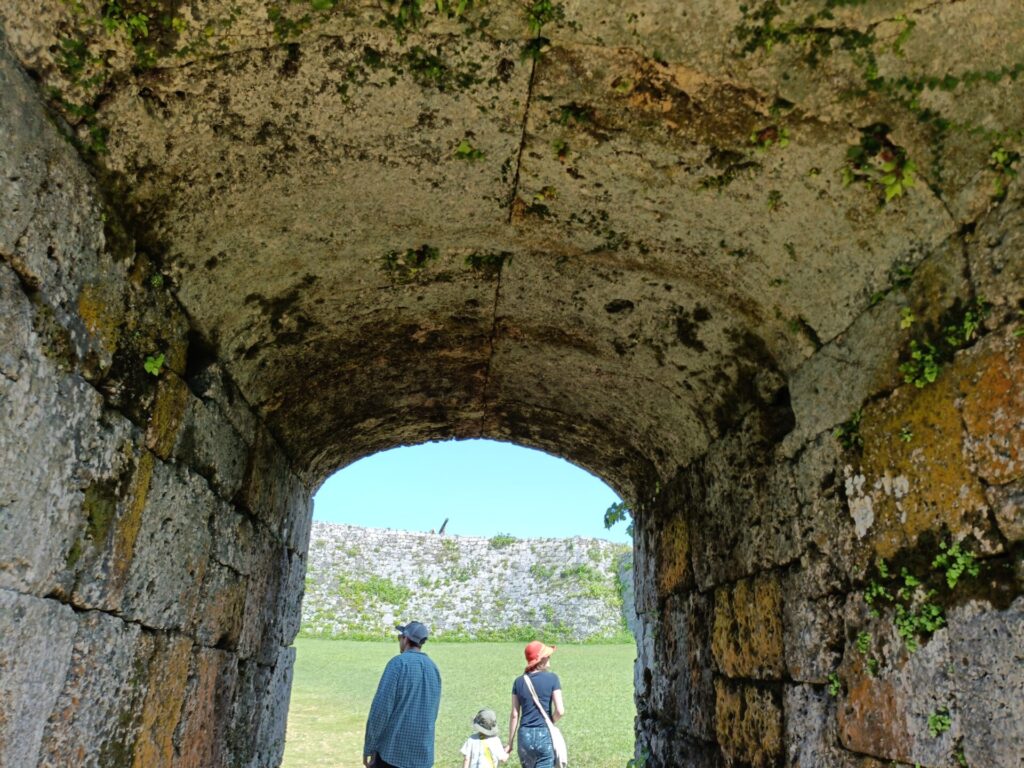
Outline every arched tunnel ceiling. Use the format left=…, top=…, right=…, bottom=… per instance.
left=4, top=0, right=1021, bottom=494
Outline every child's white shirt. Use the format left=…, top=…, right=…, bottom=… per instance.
left=460, top=734, right=508, bottom=767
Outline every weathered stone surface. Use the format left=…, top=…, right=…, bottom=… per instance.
left=119, top=461, right=213, bottom=631
left=173, top=647, right=239, bottom=768
left=174, top=388, right=250, bottom=502
left=848, top=366, right=993, bottom=558
left=195, top=561, right=247, bottom=650
left=227, top=649, right=295, bottom=768
left=714, top=678, right=782, bottom=768
left=958, top=330, right=1024, bottom=486
left=687, top=425, right=802, bottom=590
left=783, top=685, right=842, bottom=768
left=712, top=574, right=785, bottom=680
left=37, top=610, right=154, bottom=768
left=239, top=427, right=309, bottom=541
left=782, top=574, right=843, bottom=684
left=0, top=590, right=77, bottom=767
left=838, top=595, right=958, bottom=767
left=969, top=184, right=1024, bottom=328
left=986, top=480, right=1024, bottom=543
left=947, top=597, right=1024, bottom=768
left=0, top=264, right=139, bottom=598
left=237, top=529, right=291, bottom=664
left=131, top=635, right=193, bottom=768
left=785, top=240, right=971, bottom=452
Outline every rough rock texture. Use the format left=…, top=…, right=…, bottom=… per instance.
left=302, top=522, right=633, bottom=640
left=1, top=0, right=1023, bottom=766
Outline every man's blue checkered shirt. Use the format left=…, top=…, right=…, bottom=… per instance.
left=364, top=648, right=442, bottom=768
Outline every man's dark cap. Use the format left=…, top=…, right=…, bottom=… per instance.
left=396, top=621, right=429, bottom=645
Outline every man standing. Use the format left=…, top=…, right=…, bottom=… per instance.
left=363, top=621, right=442, bottom=768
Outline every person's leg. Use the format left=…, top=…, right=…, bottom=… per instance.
left=518, top=727, right=555, bottom=768
left=373, top=757, right=396, bottom=768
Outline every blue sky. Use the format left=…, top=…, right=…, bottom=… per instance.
left=313, top=439, right=630, bottom=543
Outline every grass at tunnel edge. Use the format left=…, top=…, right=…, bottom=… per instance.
left=283, top=638, right=638, bottom=768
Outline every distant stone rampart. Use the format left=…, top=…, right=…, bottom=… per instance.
left=301, top=522, right=635, bottom=642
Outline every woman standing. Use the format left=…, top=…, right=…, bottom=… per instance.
left=506, top=641, right=565, bottom=768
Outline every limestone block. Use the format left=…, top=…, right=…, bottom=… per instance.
left=238, top=427, right=308, bottom=542
left=947, top=598, right=1024, bottom=768
left=119, top=461, right=214, bottom=631
left=238, top=529, right=290, bottom=664
left=714, top=678, right=782, bottom=768
left=986, top=480, right=1024, bottom=543
left=712, top=574, right=785, bottom=680
left=851, top=364, right=993, bottom=558
left=784, top=685, right=843, bottom=768
left=957, top=329, right=1024, bottom=486
left=969, top=184, right=1024, bottom=328
left=0, top=40, right=114, bottom=368
left=195, top=561, right=247, bottom=650
left=838, top=596, right=957, bottom=766
left=278, top=550, right=307, bottom=647
left=131, top=634, right=193, bottom=768
left=173, top=647, right=239, bottom=768
left=211, top=507, right=257, bottom=576
left=782, top=574, right=843, bottom=684
left=790, top=430, right=870, bottom=588
left=182, top=362, right=260, bottom=446
left=173, top=389, right=250, bottom=502
left=37, top=610, right=155, bottom=768
left=655, top=512, right=692, bottom=598
left=660, top=592, right=715, bottom=742
left=687, top=427, right=802, bottom=589
left=0, top=265, right=138, bottom=598
left=227, top=649, right=295, bottom=768
left=0, top=589, right=77, bottom=767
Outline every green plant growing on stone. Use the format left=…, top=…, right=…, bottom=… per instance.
left=943, top=299, right=989, bottom=349
left=525, top=0, right=564, bottom=36
left=489, top=533, right=517, bottom=549
left=898, top=425, right=913, bottom=443
left=988, top=145, right=1020, bottom=201
left=899, top=307, right=916, bottom=329
left=833, top=409, right=863, bottom=450
left=899, top=339, right=939, bottom=388
left=383, top=244, right=440, bottom=281
left=856, top=631, right=871, bottom=654
left=454, top=138, right=485, bottom=160
left=842, top=124, right=916, bottom=204
left=149, top=274, right=165, bottom=289
left=927, top=708, right=952, bottom=737
left=750, top=125, right=789, bottom=150
left=931, top=540, right=980, bottom=589
left=826, top=672, right=842, bottom=696
left=143, top=353, right=165, bottom=376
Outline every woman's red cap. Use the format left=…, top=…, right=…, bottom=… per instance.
left=524, top=640, right=556, bottom=669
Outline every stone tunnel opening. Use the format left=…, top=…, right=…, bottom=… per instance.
left=284, top=438, right=638, bottom=766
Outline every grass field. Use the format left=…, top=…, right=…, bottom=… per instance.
left=283, top=638, right=637, bottom=768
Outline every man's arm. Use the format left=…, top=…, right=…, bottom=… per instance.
left=363, top=659, right=399, bottom=761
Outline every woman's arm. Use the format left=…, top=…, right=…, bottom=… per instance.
left=551, top=689, right=565, bottom=722
left=506, top=693, right=521, bottom=753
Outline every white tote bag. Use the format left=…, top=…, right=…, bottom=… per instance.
left=522, top=674, right=568, bottom=767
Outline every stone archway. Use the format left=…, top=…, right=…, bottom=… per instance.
left=1, top=2, right=1022, bottom=766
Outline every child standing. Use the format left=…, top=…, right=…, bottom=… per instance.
left=460, top=709, right=509, bottom=768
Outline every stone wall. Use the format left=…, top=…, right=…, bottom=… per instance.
left=0, top=42, right=311, bottom=768
left=302, top=522, right=634, bottom=641
left=632, top=210, right=1024, bottom=767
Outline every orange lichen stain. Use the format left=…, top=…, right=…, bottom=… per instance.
left=146, top=376, right=189, bottom=460
left=838, top=674, right=911, bottom=762
left=712, top=574, right=784, bottom=679
left=107, top=450, right=155, bottom=600
left=714, top=678, right=782, bottom=768
left=77, top=283, right=122, bottom=352
left=858, top=366, right=988, bottom=559
left=131, top=635, right=192, bottom=768
left=656, top=514, right=691, bottom=596
left=958, top=332, right=1024, bottom=485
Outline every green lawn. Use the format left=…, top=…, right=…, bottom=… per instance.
left=283, top=638, right=637, bottom=768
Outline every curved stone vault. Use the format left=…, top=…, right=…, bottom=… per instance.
left=1, top=1, right=1022, bottom=767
